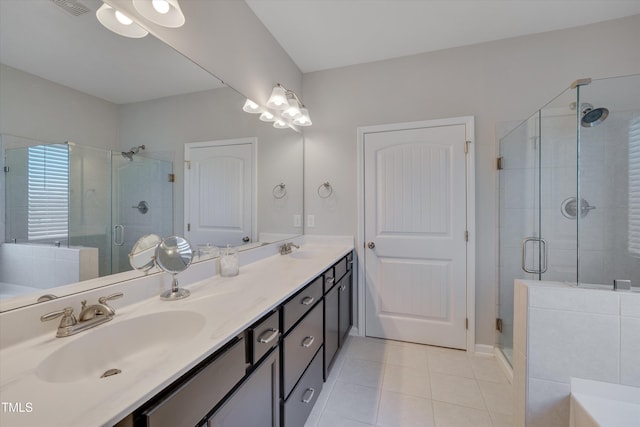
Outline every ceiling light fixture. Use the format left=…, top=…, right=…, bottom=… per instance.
left=132, top=0, right=185, bottom=28
left=259, top=111, right=276, bottom=122
left=96, top=3, right=148, bottom=38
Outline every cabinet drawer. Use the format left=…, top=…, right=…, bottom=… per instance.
left=333, top=256, right=348, bottom=283
left=142, top=337, right=246, bottom=427
left=283, top=275, right=323, bottom=332
left=282, top=301, right=323, bottom=398
left=283, top=347, right=323, bottom=427
left=248, top=310, right=280, bottom=365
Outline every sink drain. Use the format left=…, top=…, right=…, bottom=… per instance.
left=100, top=368, right=122, bottom=378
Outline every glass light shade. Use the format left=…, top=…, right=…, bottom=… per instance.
left=266, top=85, right=288, bottom=110
left=273, top=118, right=289, bottom=129
left=96, top=4, right=149, bottom=38
left=259, top=111, right=276, bottom=122
left=293, top=108, right=312, bottom=126
left=242, top=99, right=261, bottom=114
left=132, top=0, right=185, bottom=28
left=282, top=98, right=301, bottom=119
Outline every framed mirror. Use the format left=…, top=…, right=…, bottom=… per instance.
left=0, top=0, right=303, bottom=312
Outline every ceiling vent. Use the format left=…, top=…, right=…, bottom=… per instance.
left=49, top=0, right=91, bottom=17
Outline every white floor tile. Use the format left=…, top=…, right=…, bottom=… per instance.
left=347, top=337, right=388, bottom=363
left=478, top=380, right=514, bottom=415
left=490, top=411, right=514, bottom=427
left=377, top=390, right=435, bottom=427
left=427, top=348, right=475, bottom=378
left=430, top=372, right=487, bottom=410
left=337, top=358, right=385, bottom=389
left=432, top=401, right=494, bottom=427
left=384, top=342, right=429, bottom=369
left=323, top=381, right=380, bottom=425
left=383, top=363, right=431, bottom=398
left=470, top=354, right=510, bottom=384
left=316, top=410, right=375, bottom=427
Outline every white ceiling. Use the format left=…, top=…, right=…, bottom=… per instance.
left=245, top=0, right=640, bottom=73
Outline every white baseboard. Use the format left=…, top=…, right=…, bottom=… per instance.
left=474, top=344, right=494, bottom=354
left=494, top=347, right=514, bottom=384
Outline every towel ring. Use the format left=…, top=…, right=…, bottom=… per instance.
left=317, top=182, right=333, bottom=198
left=273, top=183, right=287, bottom=199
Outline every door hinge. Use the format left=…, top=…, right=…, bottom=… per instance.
left=496, top=318, right=503, bottom=333
left=168, top=173, right=175, bottom=182
left=187, top=223, right=191, bottom=232
left=465, top=318, right=469, bottom=330
left=464, top=230, right=469, bottom=241
left=464, top=140, right=471, bottom=154
left=3, top=166, right=8, bottom=173
left=496, top=157, right=504, bottom=170
left=185, top=160, right=191, bottom=170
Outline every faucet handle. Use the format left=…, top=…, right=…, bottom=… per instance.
left=98, top=292, right=123, bottom=305
left=98, top=292, right=123, bottom=315
left=41, top=307, right=77, bottom=328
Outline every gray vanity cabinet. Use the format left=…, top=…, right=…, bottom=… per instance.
left=324, top=253, right=354, bottom=378
left=339, top=270, right=353, bottom=346
left=207, top=348, right=279, bottom=427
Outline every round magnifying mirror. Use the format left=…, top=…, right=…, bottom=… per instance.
left=129, top=233, right=162, bottom=271
left=155, top=235, right=194, bottom=300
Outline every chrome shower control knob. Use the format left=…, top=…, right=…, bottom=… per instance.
left=367, top=242, right=376, bottom=249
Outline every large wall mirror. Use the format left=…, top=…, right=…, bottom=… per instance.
left=0, top=0, right=303, bottom=312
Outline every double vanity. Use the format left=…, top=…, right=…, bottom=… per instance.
left=0, top=237, right=354, bottom=427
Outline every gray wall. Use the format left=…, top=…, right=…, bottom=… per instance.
left=301, top=15, right=640, bottom=346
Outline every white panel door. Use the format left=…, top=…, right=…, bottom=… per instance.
left=185, top=140, right=254, bottom=247
left=364, top=123, right=468, bottom=349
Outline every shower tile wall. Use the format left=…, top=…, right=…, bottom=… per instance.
left=579, top=111, right=640, bottom=285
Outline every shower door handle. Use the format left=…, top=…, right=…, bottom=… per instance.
left=113, top=225, right=125, bottom=246
left=522, top=237, right=548, bottom=274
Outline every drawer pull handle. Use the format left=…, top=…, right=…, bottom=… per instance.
left=326, top=277, right=335, bottom=284
left=302, top=336, right=315, bottom=348
left=301, top=296, right=315, bottom=306
left=302, top=388, right=315, bottom=404
left=257, top=328, right=279, bottom=344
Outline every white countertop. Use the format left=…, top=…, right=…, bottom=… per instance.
left=0, top=241, right=353, bottom=427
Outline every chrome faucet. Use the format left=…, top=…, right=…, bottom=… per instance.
left=41, top=293, right=123, bottom=338
left=280, top=242, right=300, bottom=255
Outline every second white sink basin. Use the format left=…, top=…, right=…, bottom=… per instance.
left=36, top=310, right=206, bottom=383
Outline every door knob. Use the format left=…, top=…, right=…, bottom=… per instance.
left=367, top=242, right=375, bottom=249
left=242, top=236, right=250, bottom=243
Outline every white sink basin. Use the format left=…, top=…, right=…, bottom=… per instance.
left=36, top=310, right=206, bottom=383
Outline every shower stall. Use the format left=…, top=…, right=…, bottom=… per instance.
left=497, top=74, right=640, bottom=364
left=1, top=139, right=172, bottom=298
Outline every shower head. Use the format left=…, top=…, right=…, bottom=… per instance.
left=580, top=103, right=609, bottom=127
left=120, top=145, right=145, bottom=161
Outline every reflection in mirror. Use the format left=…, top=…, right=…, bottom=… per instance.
left=155, top=236, right=193, bottom=301
left=129, top=233, right=162, bottom=271
left=0, top=0, right=303, bottom=312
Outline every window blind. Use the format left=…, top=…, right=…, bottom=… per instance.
left=630, top=116, right=640, bottom=257
left=27, top=144, right=69, bottom=241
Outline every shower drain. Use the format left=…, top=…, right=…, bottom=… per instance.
left=100, top=368, right=122, bottom=379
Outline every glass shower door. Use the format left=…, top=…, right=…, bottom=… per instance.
left=111, top=153, right=173, bottom=274
left=498, top=113, right=541, bottom=363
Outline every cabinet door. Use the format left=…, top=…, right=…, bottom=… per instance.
left=324, top=283, right=339, bottom=378
left=339, top=271, right=353, bottom=347
left=208, top=349, right=279, bottom=427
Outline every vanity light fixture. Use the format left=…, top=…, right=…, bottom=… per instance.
left=273, top=118, right=290, bottom=129
left=266, top=84, right=288, bottom=109
left=266, top=83, right=312, bottom=127
left=259, top=111, right=276, bottom=122
left=242, top=99, right=261, bottom=114
left=96, top=3, right=148, bottom=38
left=132, top=0, right=186, bottom=28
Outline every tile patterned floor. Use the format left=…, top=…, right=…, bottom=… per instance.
left=304, top=336, right=513, bottom=427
